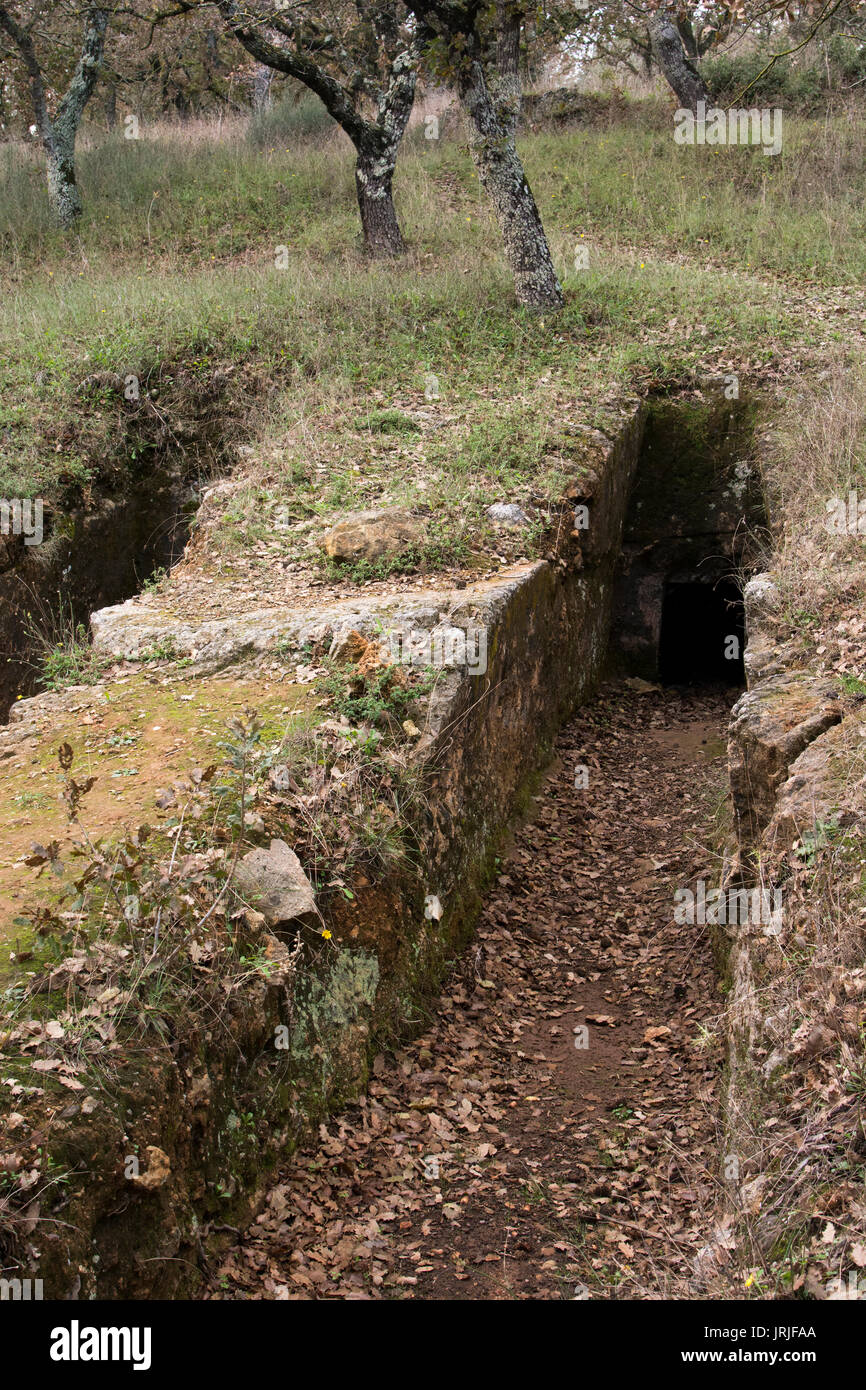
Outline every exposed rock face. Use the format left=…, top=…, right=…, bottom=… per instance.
left=90, top=599, right=291, bottom=666
left=234, top=839, right=318, bottom=929
left=711, top=570, right=865, bottom=1294
left=728, top=673, right=843, bottom=846
left=742, top=573, right=789, bottom=683
left=319, top=507, right=427, bottom=563
left=88, top=582, right=521, bottom=677
left=743, top=573, right=780, bottom=620
left=767, top=718, right=859, bottom=852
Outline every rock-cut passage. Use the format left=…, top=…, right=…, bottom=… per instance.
left=206, top=684, right=730, bottom=1300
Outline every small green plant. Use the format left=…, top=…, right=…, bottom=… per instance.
left=315, top=657, right=434, bottom=730
left=106, top=729, right=140, bottom=749
left=136, top=634, right=180, bottom=663
left=355, top=408, right=421, bottom=436
left=41, top=626, right=93, bottom=687
left=214, top=707, right=263, bottom=836
left=141, top=566, right=168, bottom=595
left=22, top=593, right=110, bottom=691
left=342, top=726, right=384, bottom=759
left=794, top=816, right=840, bottom=867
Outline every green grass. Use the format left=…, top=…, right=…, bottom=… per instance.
left=0, top=250, right=810, bottom=506
left=355, top=408, right=423, bottom=435
left=0, top=123, right=354, bottom=269
left=524, top=114, right=866, bottom=286
left=4, top=108, right=864, bottom=279
left=247, top=91, right=338, bottom=148
left=0, top=107, right=861, bottom=515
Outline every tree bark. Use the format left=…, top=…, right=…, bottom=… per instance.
left=649, top=12, right=708, bottom=112
left=0, top=3, right=108, bottom=227
left=354, top=43, right=417, bottom=258
left=458, top=53, right=563, bottom=310
left=46, top=134, right=83, bottom=227
left=217, top=0, right=418, bottom=258
left=355, top=147, right=404, bottom=258
left=48, top=7, right=108, bottom=225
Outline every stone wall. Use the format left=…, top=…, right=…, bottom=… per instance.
left=609, top=394, right=764, bottom=679
left=697, top=572, right=866, bottom=1286
left=0, top=405, right=645, bottom=1298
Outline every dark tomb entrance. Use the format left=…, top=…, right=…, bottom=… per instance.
left=608, top=393, right=768, bottom=687
left=658, top=576, right=745, bottom=685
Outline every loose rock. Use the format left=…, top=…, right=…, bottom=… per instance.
left=234, top=839, right=317, bottom=929
left=319, top=507, right=427, bottom=563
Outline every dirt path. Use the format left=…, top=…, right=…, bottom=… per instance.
left=207, top=684, right=734, bottom=1301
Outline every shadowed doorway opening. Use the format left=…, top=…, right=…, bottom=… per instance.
left=658, top=577, right=745, bottom=685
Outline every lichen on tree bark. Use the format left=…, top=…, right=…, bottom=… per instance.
left=459, top=58, right=564, bottom=311
left=409, top=0, right=564, bottom=311
left=648, top=12, right=709, bottom=113
left=0, top=2, right=109, bottom=228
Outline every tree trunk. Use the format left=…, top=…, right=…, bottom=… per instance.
left=676, top=17, right=699, bottom=61
left=45, top=135, right=83, bottom=228
left=649, top=13, right=708, bottom=112
left=216, top=0, right=418, bottom=259
left=355, top=146, right=404, bottom=257
left=252, top=62, right=273, bottom=112
left=459, top=57, right=563, bottom=311
left=38, top=5, right=109, bottom=227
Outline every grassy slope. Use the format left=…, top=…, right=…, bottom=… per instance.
left=0, top=109, right=862, bottom=511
